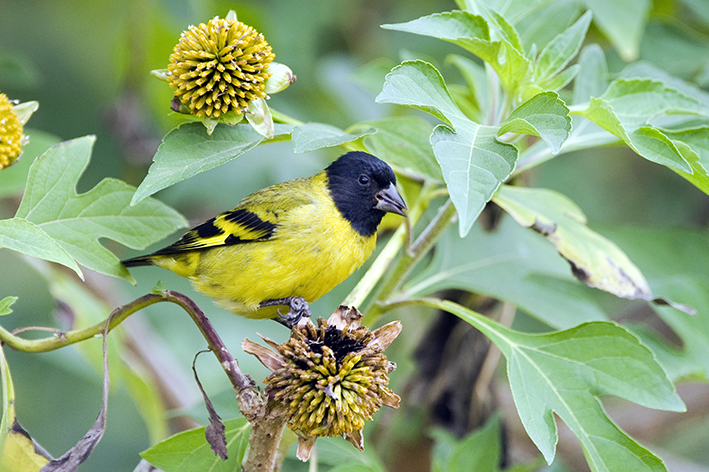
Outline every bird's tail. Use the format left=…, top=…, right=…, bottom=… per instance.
left=121, top=255, right=156, bottom=267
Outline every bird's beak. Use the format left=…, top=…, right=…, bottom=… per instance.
left=375, top=183, right=407, bottom=216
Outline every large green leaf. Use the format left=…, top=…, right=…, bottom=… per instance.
left=400, top=217, right=608, bottom=329
left=141, top=418, right=249, bottom=472
left=599, top=226, right=709, bottom=381
left=426, top=299, right=684, bottom=471
left=498, top=92, right=571, bottom=154
left=377, top=61, right=517, bottom=236
left=131, top=122, right=294, bottom=204
left=13, top=136, right=187, bottom=281
left=382, top=11, right=532, bottom=94
left=0, top=218, right=82, bottom=278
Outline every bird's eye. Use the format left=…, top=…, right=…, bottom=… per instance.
left=358, top=174, right=370, bottom=186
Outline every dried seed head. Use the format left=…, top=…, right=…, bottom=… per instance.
left=167, top=16, right=275, bottom=118
left=243, top=306, right=401, bottom=461
left=0, top=94, right=24, bottom=169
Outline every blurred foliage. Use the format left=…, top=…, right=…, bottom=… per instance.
left=1, top=0, right=709, bottom=471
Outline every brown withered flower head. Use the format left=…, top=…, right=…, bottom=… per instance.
left=167, top=14, right=275, bottom=118
left=243, top=306, right=401, bottom=461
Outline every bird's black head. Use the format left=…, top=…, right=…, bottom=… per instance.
left=325, top=151, right=407, bottom=237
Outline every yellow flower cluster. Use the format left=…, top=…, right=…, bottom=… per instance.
left=168, top=16, right=275, bottom=118
left=0, top=94, right=24, bottom=169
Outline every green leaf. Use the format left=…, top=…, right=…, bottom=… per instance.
left=584, top=0, right=650, bottom=61
left=141, top=418, right=249, bottom=472
left=131, top=122, right=293, bottom=204
left=576, top=79, right=709, bottom=173
left=659, top=127, right=709, bottom=194
left=382, top=11, right=532, bottom=94
left=432, top=123, right=517, bottom=236
left=352, top=117, right=442, bottom=180
left=401, top=218, right=608, bottom=330
left=0, top=218, right=82, bottom=278
left=291, top=122, right=375, bottom=154
left=598, top=226, right=709, bottom=381
left=0, top=297, right=17, bottom=316
left=591, top=79, right=707, bottom=131
left=429, top=299, right=684, bottom=470
left=572, top=44, right=609, bottom=105
left=378, top=61, right=517, bottom=236
left=14, top=136, right=187, bottom=281
left=377, top=60, right=461, bottom=127
left=492, top=185, right=656, bottom=302
left=534, top=11, right=592, bottom=88
left=498, top=92, right=571, bottom=154
left=431, top=414, right=502, bottom=472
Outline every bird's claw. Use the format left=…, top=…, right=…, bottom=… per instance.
left=263, top=297, right=311, bottom=328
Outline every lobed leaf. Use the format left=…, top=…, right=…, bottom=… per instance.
left=292, top=122, right=375, bottom=154
left=14, top=136, right=187, bottom=281
left=432, top=299, right=684, bottom=471
left=498, top=91, right=571, bottom=154
left=0, top=218, right=82, bottom=278
left=599, top=226, right=709, bottom=381
left=131, top=122, right=294, bottom=204
left=141, top=418, right=249, bottom=472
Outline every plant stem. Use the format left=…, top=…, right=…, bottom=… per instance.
left=0, top=293, right=164, bottom=353
left=362, top=198, right=457, bottom=325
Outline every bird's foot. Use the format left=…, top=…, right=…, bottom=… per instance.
left=262, top=297, right=311, bottom=329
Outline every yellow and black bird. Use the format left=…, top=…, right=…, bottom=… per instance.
left=122, top=151, right=406, bottom=325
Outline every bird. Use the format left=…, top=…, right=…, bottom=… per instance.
left=122, top=151, right=407, bottom=326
